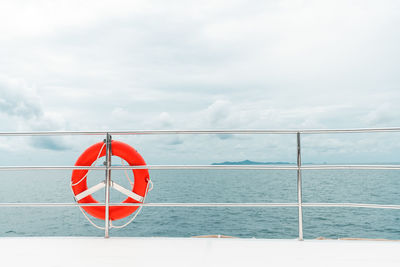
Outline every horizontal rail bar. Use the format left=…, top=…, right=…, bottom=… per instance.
left=111, top=165, right=298, bottom=170
left=1, top=127, right=400, bottom=136
left=0, top=166, right=105, bottom=171
left=1, top=165, right=400, bottom=171
left=111, top=164, right=400, bottom=170
left=1, top=202, right=400, bottom=209
left=0, top=203, right=298, bottom=207
left=303, top=203, right=400, bottom=209
left=301, top=165, right=400, bottom=170
left=0, top=165, right=296, bottom=171
left=299, top=128, right=400, bottom=134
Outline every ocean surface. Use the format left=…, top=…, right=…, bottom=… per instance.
left=1, top=168, right=400, bottom=239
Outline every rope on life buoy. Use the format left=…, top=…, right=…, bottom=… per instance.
left=110, top=158, right=153, bottom=229
left=70, top=140, right=152, bottom=229
left=70, top=142, right=106, bottom=187
left=110, top=178, right=153, bottom=229
left=70, top=142, right=107, bottom=229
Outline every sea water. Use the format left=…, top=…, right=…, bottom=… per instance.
left=1, top=169, right=400, bottom=239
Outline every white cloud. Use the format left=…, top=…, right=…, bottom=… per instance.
left=158, top=112, right=174, bottom=128
left=0, top=0, right=400, bottom=164
left=0, top=75, right=71, bottom=151
left=363, top=104, right=400, bottom=126
left=0, top=77, right=42, bottom=119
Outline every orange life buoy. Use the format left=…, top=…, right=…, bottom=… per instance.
left=71, top=140, right=150, bottom=221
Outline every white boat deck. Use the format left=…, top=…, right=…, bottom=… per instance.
left=1, top=237, right=399, bottom=266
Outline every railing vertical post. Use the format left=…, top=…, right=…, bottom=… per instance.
left=104, top=133, right=112, bottom=238
left=297, top=132, right=304, bottom=241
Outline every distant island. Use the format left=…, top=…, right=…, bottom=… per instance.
left=211, top=160, right=293, bottom=165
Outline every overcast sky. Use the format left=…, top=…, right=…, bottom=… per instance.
left=1, top=0, right=400, bottom=164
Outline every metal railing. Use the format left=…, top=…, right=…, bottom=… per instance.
left=1, top=127, right=400, bottom=240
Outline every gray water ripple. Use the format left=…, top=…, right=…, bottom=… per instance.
left=0, top=169, right=399, bottom=239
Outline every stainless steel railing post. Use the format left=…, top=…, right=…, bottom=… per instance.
left=104, top=133, right=112, bottom=238
left=297, top=132, right=304, bottom=241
